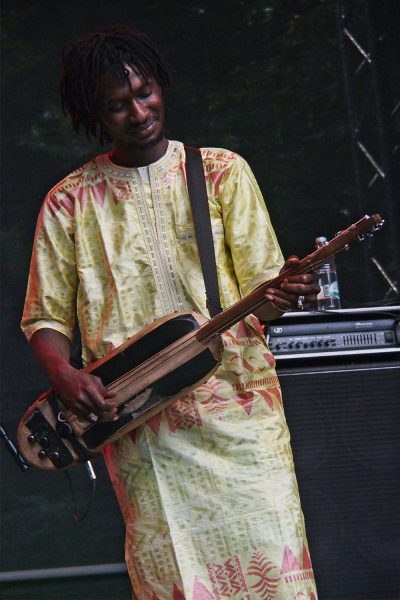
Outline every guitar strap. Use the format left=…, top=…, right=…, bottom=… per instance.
left=184, top=145, right=223, bottom=318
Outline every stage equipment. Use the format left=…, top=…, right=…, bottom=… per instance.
left=267, top=306, right=399, bottom=359
left=269, top=305, right=400, bottom=599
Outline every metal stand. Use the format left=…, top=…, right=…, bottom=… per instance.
left=335, top=0, right=400, bottom=304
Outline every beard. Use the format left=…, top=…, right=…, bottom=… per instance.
left=124, top=127, right=166, bottom=151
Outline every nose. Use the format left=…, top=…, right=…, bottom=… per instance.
left=129, top=99, right=149, bottom=124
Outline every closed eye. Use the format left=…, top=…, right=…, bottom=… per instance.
left=106, top=99, right=127, bottom=113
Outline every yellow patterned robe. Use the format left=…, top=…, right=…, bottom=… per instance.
left=22, top=141, right=317, bottom=599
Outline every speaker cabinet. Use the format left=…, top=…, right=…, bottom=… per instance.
left=277, top=354, right=400, bottom=599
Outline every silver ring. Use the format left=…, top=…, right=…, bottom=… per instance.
left=297, top=295, right=305, bottom=310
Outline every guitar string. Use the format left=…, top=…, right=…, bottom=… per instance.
left=68, top=218, right=378, bottom=429
left=88, top=219, right=376, bottom=404
left=99, top=293, right=269, bottom=414
left=65, top=329, right=200, bottom=429
left=101, top=293, right=267, bottom=403
left=83, top=252, right=361, bottom=411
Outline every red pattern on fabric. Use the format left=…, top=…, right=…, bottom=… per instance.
left=233, top=392, right=254, bottom=415
left=209, top=170, right=225, bottom=196
left=236, top=320, right=251, bottom=339
left=302, top=545, right=313, bottom=570
left=226, top=353, right=245, bottom=376
left=199, top=380, right=230, bottom=417
left=262, top=352, right=276, bottom=368
left=75, top=185, right=87, bottom=212
left=223, top=331, right=236, bottom=343
left=259, top=386, right=282, bottom=409
left=90, top=179, right=107, bottom=207
left=207, top=555, right=250, bottom=598
left=192, top=577, right=215, bottom=600
left=146, top=413, right=162, bottom=436
left=173, top=583, right=186, bottom=599
left=258, top=390, right=274, bottom=410
left=109, top=179, right=132, bottom=203
left=280, top=545, right=302, bottom=573
left=162, top=163, right=181, bottom=189
left=165, top=395, right=202, bottom=432
left=242, top=358, right=254, bottom=372
left=247, top=549, right=280, bottom=600
left=48, top=193, right=74, bottom=218
left=248, top=314, right=264, bottom=336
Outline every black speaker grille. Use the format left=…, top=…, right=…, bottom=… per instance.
left=278, top=360, right=400, bottom=599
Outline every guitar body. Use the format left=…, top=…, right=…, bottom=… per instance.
left=17, top=214, right=383, bottom=472
left=17, top=311, right=223, bottom=471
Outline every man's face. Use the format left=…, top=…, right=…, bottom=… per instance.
left=96, top=65, right=166, bottom=152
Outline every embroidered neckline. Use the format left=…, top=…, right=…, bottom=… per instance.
left=97, top=140, right=180, bottom=180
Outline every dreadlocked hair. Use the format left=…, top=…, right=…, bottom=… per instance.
left=60, top=25, right=170, bottom=144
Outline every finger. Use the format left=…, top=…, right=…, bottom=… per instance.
left=91, top=375, right=118, bottom=401
left=85, top=386, right=117, bottom=412
left=281, top=280, right=320, bottom=295
left=73, top=397, right=98, bottom=419
left=282, top=273, right=318, bottom=285
left=97, top=407, right=119, bottom=423
left=279, top=255, right=300, bottom=275
left=265, top=289, right=298, bottom=311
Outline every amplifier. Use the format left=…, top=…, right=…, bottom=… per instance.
left=267, top=305, right=400, bottom=360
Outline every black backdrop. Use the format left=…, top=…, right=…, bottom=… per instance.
left=1, top=1, right=399, bottom=599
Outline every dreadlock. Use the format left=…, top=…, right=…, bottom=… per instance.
left=60, top=25, right=170, bottom=144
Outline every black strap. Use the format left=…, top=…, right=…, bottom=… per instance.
left=185, top=146, right=223, bottom=317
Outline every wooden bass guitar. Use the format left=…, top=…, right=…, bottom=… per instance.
left=17, top=214, right=383, bottom=471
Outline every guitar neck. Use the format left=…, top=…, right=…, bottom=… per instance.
left=196, top=213, right=383, bottom=344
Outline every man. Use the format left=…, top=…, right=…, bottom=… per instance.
left=22, top=26, right=319, bottom=599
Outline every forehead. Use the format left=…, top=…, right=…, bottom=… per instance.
left=97, top=64, right=150, bottom=98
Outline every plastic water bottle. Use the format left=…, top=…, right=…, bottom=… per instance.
left=315, top=236, right=341, bottom=310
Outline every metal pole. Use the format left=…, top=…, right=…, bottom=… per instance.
left=0, top=562, right=128, bottom=583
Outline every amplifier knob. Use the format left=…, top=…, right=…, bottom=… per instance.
left=295, top=342, right=302, bottom=348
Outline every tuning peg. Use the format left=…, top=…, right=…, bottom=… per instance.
left=372, top=220, right=385, bottom=231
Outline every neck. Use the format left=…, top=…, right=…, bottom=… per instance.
left=109, top=138, right=169, bottom=168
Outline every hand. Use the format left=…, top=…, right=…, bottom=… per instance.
left=264, top=256, right=320, bottom=312
left=50, top=362, right=118, bottom=422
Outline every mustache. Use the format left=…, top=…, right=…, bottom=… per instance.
left=128, top=119, right=155, bottom=133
